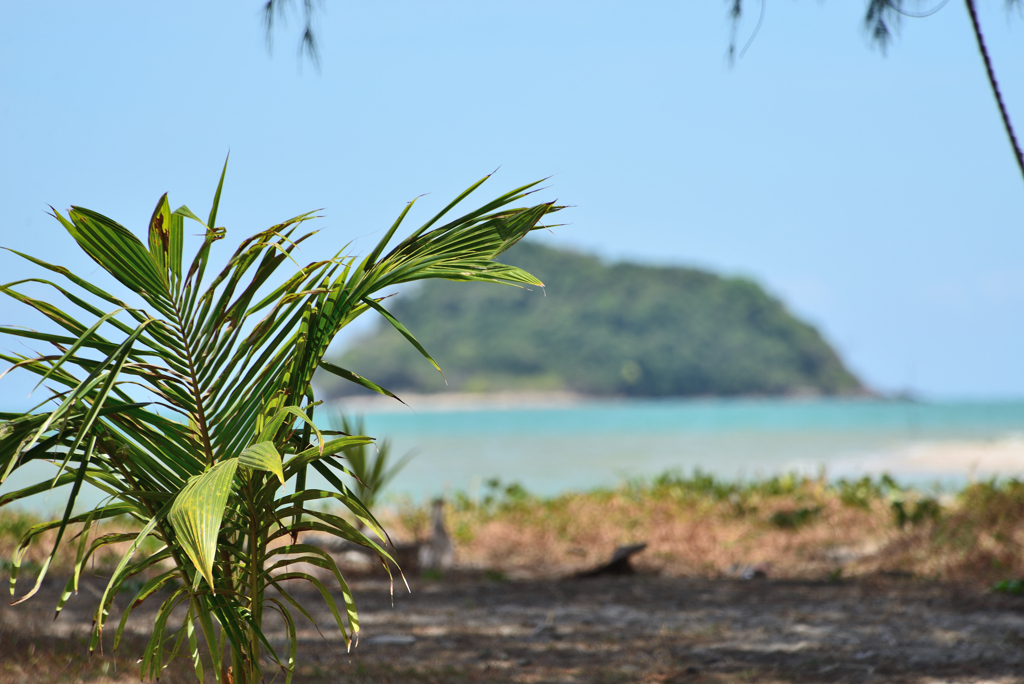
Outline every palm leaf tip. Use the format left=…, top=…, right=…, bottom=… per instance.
left=240, top=441, right=286, bottom=487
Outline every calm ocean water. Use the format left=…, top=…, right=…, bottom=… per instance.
left=3, top=398, right=1024, bottom=514
left=351, top=398, right=1024, bottom=501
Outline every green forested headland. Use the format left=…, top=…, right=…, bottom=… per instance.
left=323, top=242, right=864, bottom=397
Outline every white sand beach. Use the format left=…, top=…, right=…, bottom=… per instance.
left=831, top=434, right=1024, bottom=480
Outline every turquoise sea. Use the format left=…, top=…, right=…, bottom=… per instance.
left=3, top=398, right=1023, bottom=514
left=352, top=398, right=1024, bottom=501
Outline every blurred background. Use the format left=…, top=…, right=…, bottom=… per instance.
left=2, top=1, right=1022, bottom=506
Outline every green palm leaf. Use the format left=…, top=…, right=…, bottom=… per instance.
left=168, top=458, right=239, bottom=592
left=0, top=159, right=558, bottom=683
left=239, top=441, right=285, bottom=487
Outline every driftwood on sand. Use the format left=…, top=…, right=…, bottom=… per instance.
left=575, top=543, right=648, bottom=578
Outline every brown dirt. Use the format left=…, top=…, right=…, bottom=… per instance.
left=3, top=569, right=1024, bottom=684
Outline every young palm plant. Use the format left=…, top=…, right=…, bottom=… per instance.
left=331, top=413, right=416, bottom=512
left=0, top=160, right=557, bottom=683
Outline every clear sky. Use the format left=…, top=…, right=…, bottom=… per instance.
left=1, top=1, right=1022, bottom=401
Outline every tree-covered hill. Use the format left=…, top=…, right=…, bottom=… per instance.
left=322, top=242, right=865, bottom=398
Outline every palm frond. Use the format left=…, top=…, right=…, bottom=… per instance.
left=0, top=161, right=558, bottom=683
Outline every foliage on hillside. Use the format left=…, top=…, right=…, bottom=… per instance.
left=325, top=242, right=864, bottom=397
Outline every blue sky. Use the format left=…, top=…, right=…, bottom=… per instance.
left=1, top=1, right=1022, bottom=400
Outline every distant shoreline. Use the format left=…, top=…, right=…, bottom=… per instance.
left=326, top=390, right=590, bottom=413
left=324, top=388, right=891, bottom=414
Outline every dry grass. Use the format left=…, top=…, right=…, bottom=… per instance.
left=382, top=473, right=1024, bottom=586
left=859, top=479, right=1024, bottom=583
left=5, top=473, right=1024, bottom=589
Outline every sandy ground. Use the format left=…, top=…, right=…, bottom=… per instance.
left=855, top=437, right=1024, bottom=478
left=3, top=569, right=1024, bottom=683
